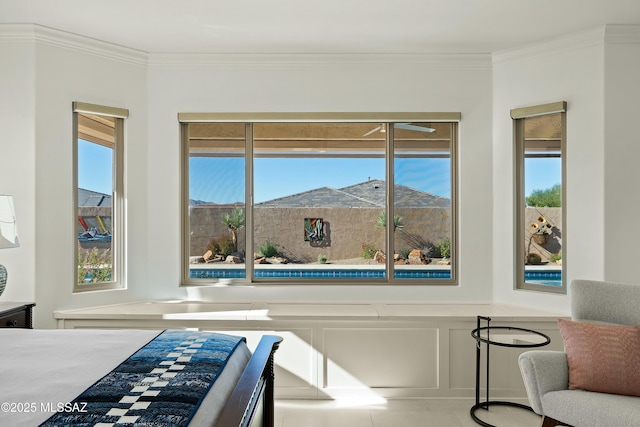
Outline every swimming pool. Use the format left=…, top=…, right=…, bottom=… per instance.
left=524, top=270, right=562, bottom=286
left=190, top=268, right=448, bottom=279
left=190, top=267, right=448, bottom=279
left=190, top=267, right=561, bottom=285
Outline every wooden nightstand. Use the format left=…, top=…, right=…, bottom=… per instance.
left=0, top=302, right=36, bottom=328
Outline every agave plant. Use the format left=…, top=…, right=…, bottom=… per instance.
left=377, top=210, right=404, bottom=232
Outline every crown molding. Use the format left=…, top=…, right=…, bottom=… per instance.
left=0, top=24, right=491, bottom=69
left=4, top=22, right=638, bottom=70
left=0, top=24, right=148, bottom=67
left=0, top=23, right=36, bottom=43
left=147, top=52, right=492, bottom=69
left=492, top=26, right=606, bottom=65
left=604, top=24, right=640, bottom=44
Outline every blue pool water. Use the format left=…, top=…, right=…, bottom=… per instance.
left=190, top=268, right=449, bottom=280
left=190, top=268, right=562, bottom=285
left=525, top=270, right=562, bottom=286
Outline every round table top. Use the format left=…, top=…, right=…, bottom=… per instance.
left=471, top=326, right=550, bottom=348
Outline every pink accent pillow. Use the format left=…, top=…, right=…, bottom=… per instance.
left=558, top=319, right=640, bottom=397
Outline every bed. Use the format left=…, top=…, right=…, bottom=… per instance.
left=0, top=329, right=281, bottom=427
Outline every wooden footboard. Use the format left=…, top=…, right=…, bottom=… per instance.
left=214, top=335, right=282, bottom=427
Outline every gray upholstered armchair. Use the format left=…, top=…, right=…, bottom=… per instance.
left=518, top=279, right=640, bottom=427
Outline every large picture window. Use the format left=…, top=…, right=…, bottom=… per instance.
left=181, top=114, right=458, bottom=285
left=73, top=102, right=127, bottom=292
left=513, top=102, right=566, bottom=293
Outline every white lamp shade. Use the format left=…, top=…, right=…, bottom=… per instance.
left=0, top=195, right=19, bottom=249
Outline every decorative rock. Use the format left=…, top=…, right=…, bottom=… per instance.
left=437, top=259, right=451, bottom=265
left=225, top=255, right=242, bottom=263
left=202, top=250, right=213, bottom=261
left=266, top=256, right=288, bottom=264
left=374, top=250, right=386, bottom=264
left=394, top=259, right=406, bottom=265
left=189, top=256, right=204, bottom=264
left=254, top=257, right=267, bottom=264
left=408, top=249, right=426, bottom=265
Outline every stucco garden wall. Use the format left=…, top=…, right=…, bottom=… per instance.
left=77, top=206, right=112, bottom=234
left=189, top=205, right=451, bottom=262
left=524, top=207, right=562, bottom=262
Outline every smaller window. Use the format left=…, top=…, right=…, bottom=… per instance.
left=73, top=102, right=127, bottom=292
left=513, top=102, right=566, bottom=293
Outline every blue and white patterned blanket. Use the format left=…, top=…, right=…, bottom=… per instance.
left=40, top=330, right=245, bottom=427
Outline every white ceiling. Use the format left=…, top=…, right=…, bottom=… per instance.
left=2, top=0, right=640, bottom=54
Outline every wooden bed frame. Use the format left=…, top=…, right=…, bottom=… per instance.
left=214, top=335, right=282, bottom=427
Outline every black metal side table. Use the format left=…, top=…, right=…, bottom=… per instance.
left=470, top=316, right=550, bottom=427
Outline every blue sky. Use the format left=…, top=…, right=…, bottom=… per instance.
left=188, top=156, right=560, bottom=204
left=189, top=157, right=455, bottom=204
left=78, top=139, right=562, bottom=203
left=525, top=157, right=561, bottom=196
left=78, top=140, right=113, bottom=194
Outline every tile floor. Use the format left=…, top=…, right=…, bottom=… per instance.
left=275, top=398, right=543, bottom=427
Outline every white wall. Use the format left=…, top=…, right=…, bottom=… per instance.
left=602, top=27, right=640, bottom=283
left=0, top=26, right=37, bottom=303
left=146, top=54, right=495, bottom=304
left=5, top=23, right=638, bottom=327
left=29, top=27, right=149, bottom=327
left=491, top=28, right=607, bottom=312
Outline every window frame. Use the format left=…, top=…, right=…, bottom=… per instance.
left=73, top=101, right=127, bottom=292
left=512, top=102, right=567, bottom=294
left=180, top=112, right=459, bottom=286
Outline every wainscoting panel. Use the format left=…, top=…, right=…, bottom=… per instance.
left=235, top=327, right=318, bottom=397
left=55, top=301, right=566, bottom=399
left=448, top=323, right=479, bottom=392
left=322, top=327, right=438, bottom=397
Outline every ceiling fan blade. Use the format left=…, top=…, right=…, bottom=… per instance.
left=363, top=126, right=382, bottom=137
left=395, top=123, right=436, bottom=133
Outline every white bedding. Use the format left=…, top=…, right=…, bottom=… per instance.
left=0, top=329, right=251, bottom=427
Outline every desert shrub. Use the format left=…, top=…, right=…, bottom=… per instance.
left=258, top=239, right=279, bottom=257
left=434, top=237, right=451, bottom=258
left=361, top=242, right=378, bottom=259
left=317, top=254, right=328, bottom=264
left=399, top=248, right=411, bottom=260
left=526, top=253, right=542, bottom=264
left=207, top=235, right=235, bottom=257
left=78, top=247, right=112, bottom=284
